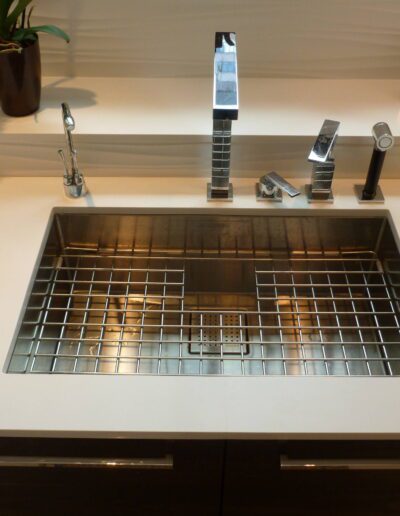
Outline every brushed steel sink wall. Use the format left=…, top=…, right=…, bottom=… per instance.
left=7, top=210, right=400, bottom=376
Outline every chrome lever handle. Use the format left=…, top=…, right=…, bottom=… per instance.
left=58, top=149, right=71, bottom=183
left=308, top=119, right=340, bottom=163
left=71, top=148, right=79, bottom=175
left=263, top=172, right=300, bottom=197
left=306, top=119, right=340, bottom=203
left=257, top=172, right=300, bottom=202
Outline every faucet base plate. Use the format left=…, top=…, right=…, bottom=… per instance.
left=64, top=181, right=88, bottom=199
left=354, top=184, right=385, bottom=204
left=305, top=184, right=334, bottom=204
left=255, top=184, right=282, bottom=202
left=207, top=183, right=233, bottom=202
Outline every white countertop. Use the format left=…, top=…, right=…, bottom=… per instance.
left=1, top=176, right=400, bottom=439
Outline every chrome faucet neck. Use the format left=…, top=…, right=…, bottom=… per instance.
left=58, top=102, right=87, bottom=199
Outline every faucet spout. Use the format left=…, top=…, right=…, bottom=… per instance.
left=208, top=32, right=238, bottom=202
left=58, top=102, right=87, bottom=198
left=213, top=32, right=239, bottom=121
left=61, top=102, right=79, bottom=178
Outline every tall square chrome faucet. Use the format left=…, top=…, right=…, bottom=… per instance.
left=208, top=32, right=238, bottom=202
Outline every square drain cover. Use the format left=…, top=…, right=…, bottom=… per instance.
left=188, top=312, right=250, bottom=355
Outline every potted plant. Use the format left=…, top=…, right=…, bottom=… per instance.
left=0, top=0, right=70, bottom=116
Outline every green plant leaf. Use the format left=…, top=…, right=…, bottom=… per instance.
left=28, top=25, right=70, bottom=42
left=12, top=25, right=70, bottom=43
left=0, top=0, right=15, bottom=36
left=11, top=27, right=33, bottom=41
left=6, top=0, right=33, bottom=31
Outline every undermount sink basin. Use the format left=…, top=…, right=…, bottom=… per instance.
left=6, top=209, right=400, bottom=376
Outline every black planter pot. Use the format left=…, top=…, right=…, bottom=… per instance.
left=0, top=37, right=41, bottom=117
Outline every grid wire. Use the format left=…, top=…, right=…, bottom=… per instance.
left=8, top=248, right=400, bottom=376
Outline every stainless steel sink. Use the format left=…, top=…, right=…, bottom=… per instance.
left=7, top=210, right=400, bottom=376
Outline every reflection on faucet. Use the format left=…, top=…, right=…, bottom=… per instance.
left=208, top=32, right=239, bottom=202
left=306, top=119, right=340, bottom=203
left=256, top=171, right=301, bottom=202
left=58, top=102, right=87, bottom=198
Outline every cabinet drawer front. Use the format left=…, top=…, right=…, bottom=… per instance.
left=0, top=439, right=223, bottom=516
left=224, top=441, right=400, bottom=516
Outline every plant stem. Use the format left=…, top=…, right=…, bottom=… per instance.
left=10, top=20, right=17, bottom=37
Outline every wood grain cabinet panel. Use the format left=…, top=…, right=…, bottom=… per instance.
left=2, top=438, right=400, bottom=515
left=0, top=439, right=224, bottom=516
left=223, top=441, right=400, bottom=516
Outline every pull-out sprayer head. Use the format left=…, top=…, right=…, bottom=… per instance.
left=372, top=122, right=394, bottom=152
left=355, top=121, right=395, bottom=203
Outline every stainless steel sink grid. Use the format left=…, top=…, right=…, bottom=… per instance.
left=7, top=211, right=400, bottom=376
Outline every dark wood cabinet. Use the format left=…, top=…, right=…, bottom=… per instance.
left=0, top=438, right=224, bottom=516
left=223, top=441, right=400, bottom=516
left=1, top=438, right=400, bottom=515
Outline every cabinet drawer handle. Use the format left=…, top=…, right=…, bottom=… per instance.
left=0, top=454, right=173, bottom=469
left=280, top=455, right=400, bottom=471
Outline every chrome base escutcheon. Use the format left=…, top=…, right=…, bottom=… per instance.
left=354, top=184, right=385, bottom=204
left=255, top=183, right=282, bottom=202
left=207, top=183, right=233, bottom=202
left=305, top=184, right=334, bottom=204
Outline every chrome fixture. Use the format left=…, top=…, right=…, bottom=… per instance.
left=355, top=122, right=394, bottom=204
left=305, top=119, right=340, bottom=203
left=256, top=172, right=301, bottom=202
left=8, top=211, right=400, bottom=377
left=0, top=455, right=173, bottom=469
left=208, top=32, right=239, bottom=202
left=280, top=456, right=400, bottom=471
left=58, top=102, right=87, bottom=198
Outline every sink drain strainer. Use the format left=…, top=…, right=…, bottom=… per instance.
left=188, top=312, right=250, bottom=355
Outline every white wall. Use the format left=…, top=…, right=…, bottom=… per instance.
left=35, top=0, right=400, bottom=78
left=2, top=134, right=400, bottom=179
left=2, top=1, right=399, bottom=179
